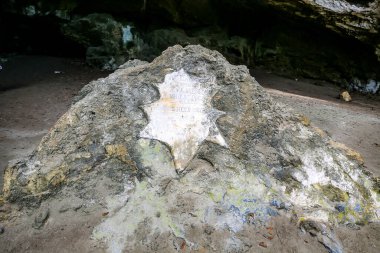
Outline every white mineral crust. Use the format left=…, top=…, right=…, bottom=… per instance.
left=140, top=69, right=228, bottom=171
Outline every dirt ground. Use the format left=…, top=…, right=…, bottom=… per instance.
left=251, top=68, right=380, bottom=178
left=0, top=55, right=109, bottom=192
left=0, top=56, right=379, bottom=252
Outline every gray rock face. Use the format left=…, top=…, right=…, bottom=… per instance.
left=61, top=13, right=127, bottom=70
left=1, top=45, right=379, bottom=252
left=137, top=27, right=255, bottom=66
left=260, top=0, right=380, bottom=87
left=263, top=0, right=379, bottom=44
left=33, top=208, right=49, bottom=229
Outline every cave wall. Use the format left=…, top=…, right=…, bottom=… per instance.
left=1, top=0, right=379, bottom=92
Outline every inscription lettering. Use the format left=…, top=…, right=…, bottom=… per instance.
left=140, top=69, right=228, bottom=171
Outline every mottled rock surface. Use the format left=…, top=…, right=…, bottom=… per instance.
left=263, top=0, right=380, bottom=44
left=61, top=13, right=127, bottom=70
left=0, top=45, right=379, bottom=252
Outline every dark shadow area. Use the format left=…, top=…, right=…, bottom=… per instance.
left=0, top=0, right=379, bottom=91
left=0, top=13, right=86, bottom=57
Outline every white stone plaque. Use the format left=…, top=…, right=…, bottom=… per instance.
left=140, top=69, right=228, bottom=171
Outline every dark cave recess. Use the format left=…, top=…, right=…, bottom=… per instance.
left=346, top=0, right=372, bottom=5
left=0, top=0, right=379, bottom=92
left=0, top=12, right=86, bottom=57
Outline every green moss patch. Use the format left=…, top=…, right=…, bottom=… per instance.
left=316, top=184, right=349, bottom=202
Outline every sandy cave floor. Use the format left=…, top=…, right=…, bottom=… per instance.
left=0, top=55, right=379, bottom=252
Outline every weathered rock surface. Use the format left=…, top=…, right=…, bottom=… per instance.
left=61, top=13, right=127, bottom=70
left=263, top=0, right=380, bottom=44
left=257, top=0, right=380, bottom=91
left=136, top=27, right=255, bottom=66
left=1, top=45, right=379, bottom=252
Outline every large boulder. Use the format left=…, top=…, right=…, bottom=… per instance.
left=1, top=45, right=379, bottom=252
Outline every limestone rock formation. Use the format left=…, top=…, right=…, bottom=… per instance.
left=61, top=13, right=127, bottom=70
left=260, top=0, right=380, bottom=78
left=137, top=27, right=255, bottom=66
left=263, top=0, right=380, bottom=44
left=0, top=45, right=379, bottom=252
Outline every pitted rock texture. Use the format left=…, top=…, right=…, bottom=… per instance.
left=1, top=45, right=379, bottom=252
left=61, top=13, right=127, bottom=70
left=263, top=0, right=380, bottom=43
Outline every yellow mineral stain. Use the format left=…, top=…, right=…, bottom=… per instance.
left=26, top=165, right=68, bottom=194
left=2, top=167, right=14, bottom=198
left=105, top=144, right=129, bottom=162
left=313, top=126, right=327, bottom=137
left=299, top=115, right=311, bottom=127
left=329, top=140, right=364, bottom=165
